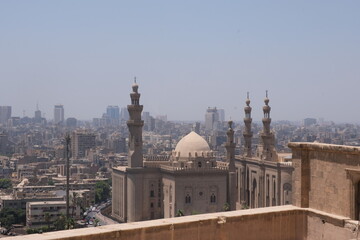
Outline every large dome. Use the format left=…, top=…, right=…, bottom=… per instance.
left=173, top=131, right=212, bottom=159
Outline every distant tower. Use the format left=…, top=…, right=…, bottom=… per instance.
left=106, top=106, right=120, bottom=125
left=0, top=106, right=12, bottom=125
left=243, top=93, right=253, bottom=157
left=54, top=105, right=64, bottom=125
left=127, top=78, right=144, bottom=168
left=258, top=91, right=277, bottom=161
left=225, top=120, right=236, bottom=210
left=205, top=107, right=219, bottom=131
left=34, top=103, right=42, bottom=123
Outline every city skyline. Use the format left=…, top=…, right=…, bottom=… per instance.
left=1, top=1, right=359, bottom=122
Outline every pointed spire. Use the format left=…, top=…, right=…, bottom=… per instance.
left=264, top=90, right=270, bottom=106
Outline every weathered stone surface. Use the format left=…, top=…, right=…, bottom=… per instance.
left=289, top=142, right=360, bottom=219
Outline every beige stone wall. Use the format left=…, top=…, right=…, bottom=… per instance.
left=235, top=158, right=292, bottom=210
left=174, top=174, right=227, bottom=216
left=289, top=143, right=360, bottom=218
left=7, top=206, right=360, bottom=240
left=112, top=169, right=127, bottom=222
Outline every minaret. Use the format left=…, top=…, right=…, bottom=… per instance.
left=243, top=92, right=253, bottom=157
left=225, top=120, right=236, bottom=210
left=225, top=120, right=236, bottom=171
left=127, top=78, right=144, bottom=168
left=259, top=91, right=276, bottom=161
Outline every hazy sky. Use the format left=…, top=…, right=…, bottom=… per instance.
left=0, top=1, right=359, bottom=122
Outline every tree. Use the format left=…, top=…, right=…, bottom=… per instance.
left=95, top=180, right=111, bottom=203
left=0, top=207, right=25, bottom=229
left=0, top=179, right=12, bottom=189
left=53, top=214, right=66, bottom=231
left=71, top=192, right=79, bottom=218
left=44, top=212, right=51, bottom=229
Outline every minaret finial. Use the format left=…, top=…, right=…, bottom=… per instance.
left=266, top=90, right=268, bottom=98
left=247, top=91, right=249, bottom=99
left=134, top=76, right=137, bottom=83
left=228, top=120, right=233, bottom=129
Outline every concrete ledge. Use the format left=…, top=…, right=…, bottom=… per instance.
left=5, top=206, right=358, bottom=240
left=289, top=142, right=360, bottom=155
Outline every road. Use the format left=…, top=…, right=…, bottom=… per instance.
left=86, top=204, right=118, bottom=227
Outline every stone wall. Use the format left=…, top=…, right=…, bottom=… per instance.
left=289, top=142, right=360, bottom=218
left=6, top=205, right=360, bottom=240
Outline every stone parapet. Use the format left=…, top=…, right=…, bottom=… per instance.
left=289, top=142, right=360, bottom=155
left=7, top=206, right=360, bottom=240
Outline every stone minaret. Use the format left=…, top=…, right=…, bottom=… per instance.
left=225, top=121, right=236, bottom=171
left=225, top=120, right=236, bottom=210
left=259, top=91, right=276, bottom=161
left=127, top=78, right=144, bottom=168
left=243, top=92, right=253, bottom=157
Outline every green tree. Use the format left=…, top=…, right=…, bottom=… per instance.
left=0, top=207, right=25, bottom=228
left=71, top=192, right=79, bottom=218
left=0, top=179, right=12, bottom=189
left=48, top=179, right=55, bottom=186
left=95, top=180, right=111, bottom=203
left=53, top=214, right=66, bottom=230
left=44, top=212, right=51, bottom=229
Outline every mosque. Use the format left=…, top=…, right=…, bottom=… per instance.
left=112, top=82, right=293, bottom=222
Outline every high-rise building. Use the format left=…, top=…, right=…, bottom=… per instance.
left=71, top=131, right=96, bottom=159
left=120, top=107, right=129, bottom=122
left=142, top=112, right=153, bottom=131
left=0, top=106, right=11, bottom=125
left=106, top=106, right=120, bottom=125
left=218, top=109, right=225, bottom=122
left=34, top=103, right=42, bottom=123
left=205, top=107, right=219, bottom=131
left=303, top=118, right=317, bottom=127
left=54, top=105, right=64, bottom=125
left=66, top=117, right=77, bottom=129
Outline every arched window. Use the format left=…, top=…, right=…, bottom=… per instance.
left=210, top=193, right=216, bottom=203
left=185, top=194, right=191, bottom=204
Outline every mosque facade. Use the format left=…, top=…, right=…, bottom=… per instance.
left=112, top=83, right=292, bottom=223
